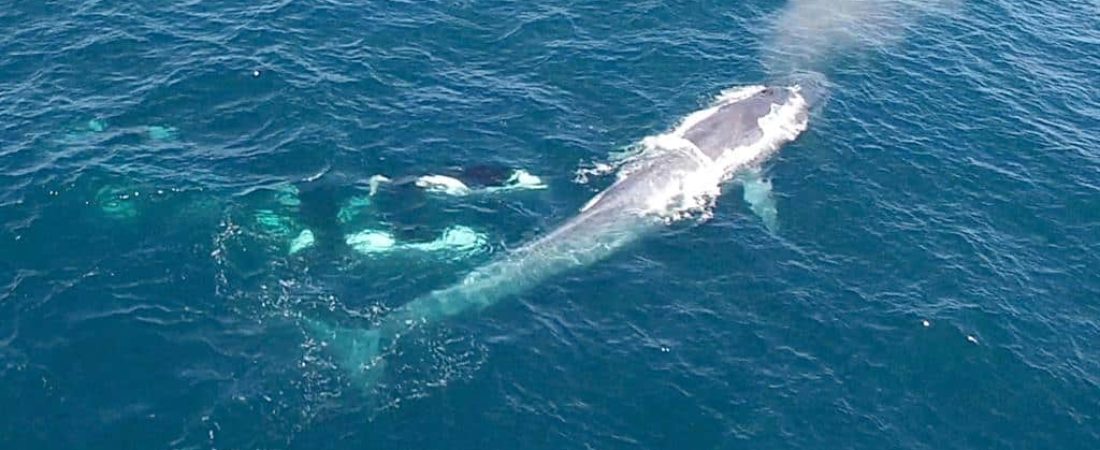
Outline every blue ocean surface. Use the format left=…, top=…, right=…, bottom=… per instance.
left=1, top=0, right=1098, bottom=448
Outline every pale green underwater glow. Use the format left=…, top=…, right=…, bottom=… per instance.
left=87, top=118, right=107, bottom=133
left=274, top=185, right=301, bottom=207
left=337, top=196, right=372, bottom=224
left=146, top=125, right=178, bottom=141
left=93, top=185, right=139, bottom=220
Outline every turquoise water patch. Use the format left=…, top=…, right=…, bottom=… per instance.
left=86, top=118, right=107, bottom=133
left=57, top=118, right=109, bottom=143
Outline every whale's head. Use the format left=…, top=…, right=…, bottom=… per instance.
left=682, top=86, right=806, bottom=160
left=748, top=86, right=792, bottom=104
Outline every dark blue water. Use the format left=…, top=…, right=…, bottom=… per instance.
left=2, top=1, right=1098, bottom=448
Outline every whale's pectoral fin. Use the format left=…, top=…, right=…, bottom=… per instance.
left=735, top=169, right=779, bottom=233
left=304, top=318, right=388, bottom=389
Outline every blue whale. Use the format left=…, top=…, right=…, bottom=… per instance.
left=310, top=85, right=811, bottom=385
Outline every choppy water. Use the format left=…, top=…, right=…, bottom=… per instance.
left=2, top=1, right=1098, bottom=449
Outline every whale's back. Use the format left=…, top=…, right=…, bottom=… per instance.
left=683, top=87, right=792, bottom=159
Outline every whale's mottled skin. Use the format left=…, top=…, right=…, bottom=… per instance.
left=309, top=86, right=810, bottom=384
left=685, top=87, right=793, bottom=159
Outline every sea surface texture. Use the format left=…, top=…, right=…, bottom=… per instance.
left=2, top=0, right=1098, bottom=449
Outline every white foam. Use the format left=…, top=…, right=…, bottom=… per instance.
left=482, top=169, right=548, bottom=193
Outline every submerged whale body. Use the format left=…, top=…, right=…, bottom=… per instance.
left=295, top=179, right=348, bottom=253
left=310, top=85, right=811, bottom=386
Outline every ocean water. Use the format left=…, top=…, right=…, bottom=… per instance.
left=2, top=0, right=1099, bottom=448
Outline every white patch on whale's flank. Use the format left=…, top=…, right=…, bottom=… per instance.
left=404, top=226, right=489, bottom=255
left=416, top=175, right=472, bottom=196
left=344, top=226, right=489, bottom=257
left=373, top=170, right=546, bottom=196
left=289, top=229, right=316, bottom=255
left=482, top=169, right=548, bottom=194
left=345, top=230, right=398, bottom=254
left=508, top=169, right=546, bottom=190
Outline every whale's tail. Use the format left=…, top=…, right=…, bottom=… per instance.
left=304, top=318, right=389, bottom=388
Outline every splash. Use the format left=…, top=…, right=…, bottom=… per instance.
left=763, top=0, right=959, bottom=75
